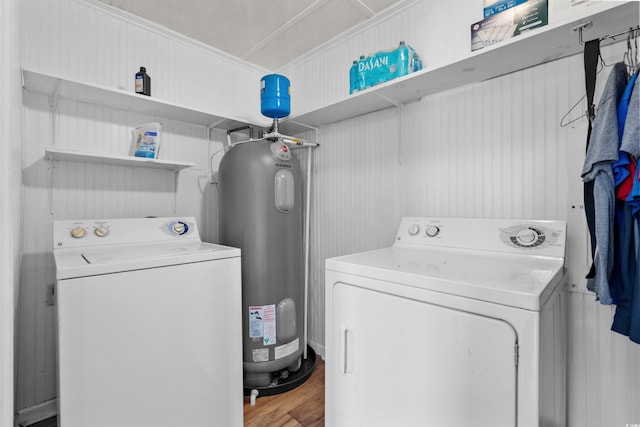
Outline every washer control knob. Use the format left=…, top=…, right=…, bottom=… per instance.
left=515, top=228, right=538, bottom=245
left=407, top=224, right=420, bottom=236
left=425, top=225, right=440, bottom=237
left=94, top=226, right=109, bottom=237
left=70, top=226, right=86, bottom=239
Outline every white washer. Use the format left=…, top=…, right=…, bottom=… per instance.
left=53, top=217, right=243, bottom=427
left=325, top=217, right=567, bottom=427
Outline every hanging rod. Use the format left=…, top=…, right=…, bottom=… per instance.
left=573, top=21, right=640, bottom=45
left=601, top=25, right=640, bottom=43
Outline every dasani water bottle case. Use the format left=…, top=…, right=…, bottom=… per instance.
left=349, top=41, right=423, bottom=94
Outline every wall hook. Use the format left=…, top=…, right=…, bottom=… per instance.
left=571, top=21, right=593, bottom=45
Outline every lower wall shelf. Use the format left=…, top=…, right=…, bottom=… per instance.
left=44, top=147, right=194, bottom=171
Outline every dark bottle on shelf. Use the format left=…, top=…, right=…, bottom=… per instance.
left=135, top=66, right=151, bottom=96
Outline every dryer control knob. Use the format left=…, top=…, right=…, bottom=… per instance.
left=407, top=224, right=420, bottom=236
left=170, top=221, right=189, bottom=235
left=425, top=225, right=440, bottom=237
left=71, top=226, right=86, bottom=239
left=515, top=228, right=538, bottom=245
left=94, top=226, right=109, bottom=237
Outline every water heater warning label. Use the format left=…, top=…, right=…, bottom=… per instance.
left=249, top=305, right=276, bottom=345
left=252, top=348, right=269, bottom=362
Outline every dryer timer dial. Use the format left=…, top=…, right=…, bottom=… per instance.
left=169, top=221, right=189, bottom=236
left=511, top=226, right=545, bottom=248
left=515, top=228, right=538, bottom=245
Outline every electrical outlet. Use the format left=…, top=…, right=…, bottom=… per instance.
left=46, top=284, right=56, bottom=306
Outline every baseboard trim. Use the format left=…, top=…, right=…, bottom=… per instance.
left=308, top=339, right=325, bottom=359
left=16, top=399, right=56, bottom=427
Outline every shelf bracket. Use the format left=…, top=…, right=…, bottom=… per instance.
left=372, top=91, right=402, bottom=109
left=373, top=91, right=421, bottom=111
left=46, top=155, right=55, bottom=216
left=48, top=78, right=61, bottom=149
left=48, top=90, right=60, bottom=111
left=173, top=170, right=180, bottom=214
left=45, top=80, right=61, bottom=216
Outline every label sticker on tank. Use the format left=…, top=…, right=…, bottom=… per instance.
left=252, top=348, right=269, bottom=363
left=275, top=338, right=299, bottom=360
left=248, top=306, right=263, bottom=338
left=248, top=305, right=277, bottom=345
left=262, top=305, right=276, bottom=345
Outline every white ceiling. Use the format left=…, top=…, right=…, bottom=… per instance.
left=97, top=0, right=402, bottom=70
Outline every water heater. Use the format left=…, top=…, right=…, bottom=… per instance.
left=218, top=140, right=304, bottom=388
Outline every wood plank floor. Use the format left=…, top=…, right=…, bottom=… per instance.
left=243, top=357, right=325, bottom=427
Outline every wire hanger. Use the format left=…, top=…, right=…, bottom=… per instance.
left=560, top=56, right=606, bottom=127
left=593, top=26, right=639, bottom=68
left=622, top=27, right=639, bottom=74
left=561, top=24, right=640, bottom=127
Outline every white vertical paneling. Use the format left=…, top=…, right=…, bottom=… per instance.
left=279, top=0, right=438, bottom=114
left=397, top=41, right=640, bottom=426
left=297, top=31, right=639, bottom=427
left=16, top=0, right=640, bottom=424
left=199, top=127, right=227, bottom=245
left=279, top=0, right=604, bottom=117
left=19, top=92, right=52, bottom=409
left=300, top=109, right=403, bottom=351
left=401, top=55, right=571, bottom=221
left=17, top=0, right=245, bottom=411
left=21, top=0, right=268, bottom=126
left=1, top=0, right=22, bottom=423
left=567, top=292, right=640, bottom=427
left=18, top=92, right=216, bottom=410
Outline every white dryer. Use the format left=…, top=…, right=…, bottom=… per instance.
left=325, top=217, right=567, bottom=427
left=53, top=217, right=243, bottom=427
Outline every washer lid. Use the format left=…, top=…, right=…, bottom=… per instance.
left=326, top=245, right=565, bottom=311
left=55, top=241, right=240, bottom=280
left=82, top=242, right=219, bottom=264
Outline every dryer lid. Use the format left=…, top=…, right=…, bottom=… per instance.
left=326, top=245, right=566, bottom=311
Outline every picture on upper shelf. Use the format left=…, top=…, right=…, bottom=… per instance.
left=471, top=0, right=548, bottom=51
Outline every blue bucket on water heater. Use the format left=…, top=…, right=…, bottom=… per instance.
left=261, top=74, right=290, bottom=119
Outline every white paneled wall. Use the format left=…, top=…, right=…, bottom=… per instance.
left=397, top=42, right=640, bottom=426
left=17, top=0, right=260, bottom=412
left=566, top=293, right=640, bottom=427
left=299, top=39, right=640, bottom=427
left=19, top=87, right=226, bottom=411
left=298, top=110, right=404, bottom=352
left=16, top=0, right=640, bottom=425
left=400, top=63, right=568, bottom=220
left=279, top=0, right=597, bottom=116
left=279, top=0, right=482, bottom=114
left=1, top=0, right=23, bottom=424
left=22, top=0, right=267, bottom=126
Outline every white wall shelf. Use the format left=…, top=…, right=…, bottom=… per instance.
left=44, top=147, right=194, bottom=171
left=22, top=68, right=254, bottom=130
left=282, top=1, right=638, bottom=132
